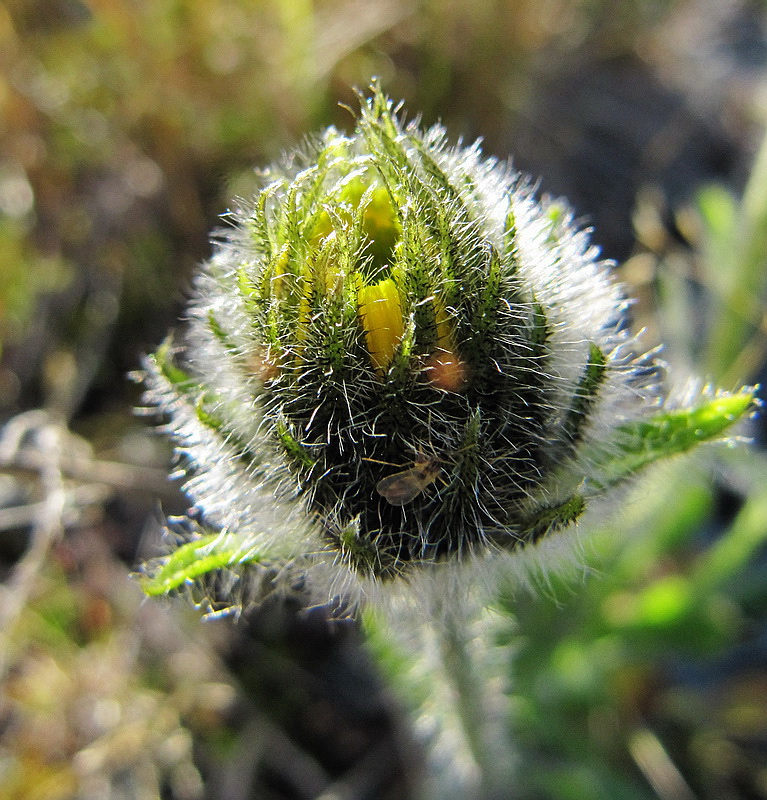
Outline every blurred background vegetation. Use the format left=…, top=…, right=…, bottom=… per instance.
left=1, top=0, right=767, bottom=798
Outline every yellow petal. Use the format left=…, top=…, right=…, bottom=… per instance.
left=358, top=278, right=404, bottom=374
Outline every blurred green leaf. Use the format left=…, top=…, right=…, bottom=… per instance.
left=693, top=487, right=767, bottom=592
left=696, top=184, right=738, bottom=296
left=634, top=575, right=692, bottom=628
left=701, top=128, right=767, bottom=377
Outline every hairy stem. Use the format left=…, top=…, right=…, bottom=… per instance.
left=433, top=597, right=514, bottom=800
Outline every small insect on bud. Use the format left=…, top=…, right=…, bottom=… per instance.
left=142, top=83, right=757, bottom=604
left=376, top=455, right=443, bottom=507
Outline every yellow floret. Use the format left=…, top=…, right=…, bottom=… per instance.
left=357, top=278, right=405, bottom=374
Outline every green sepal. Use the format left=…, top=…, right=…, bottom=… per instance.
left=250, top=180, right=281, bottom=261
left=140, top=533, right=264, bottom=596
left=275, top=415, right=317, bottom=469
left=561, top=343, right=607, bottom=446
left=337, top=521, right=379, bottom=576
left=150, top=342, right=228, bottom=432
left=207, top=311, right=240, bottom=357
left=194, top=394, right=224, bottom=431
left=519, top=494, right=586, bottom=543
left=529, top=299, right=549, bottom=348
left=593, top=389, right=758, bottom=488
left=152, top=337, right=198, bottom=390
left=151, top=340, right=262, bottom=464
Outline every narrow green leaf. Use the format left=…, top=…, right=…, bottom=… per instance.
left=140, top=533, right=264, bottom=596
left=702, top=128, right=767, bottom=378
left=696, top=184, right=736, bottom=258
left=594, top=390, right=757, bottom=487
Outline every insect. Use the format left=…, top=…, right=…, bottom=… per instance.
left=375, top=455, right=443, bottom=506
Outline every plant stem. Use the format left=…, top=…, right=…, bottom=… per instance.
left=434, top=597, right=514, bottom=800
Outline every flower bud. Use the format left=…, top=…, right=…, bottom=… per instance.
left=142, top=86, right=755, bottom=606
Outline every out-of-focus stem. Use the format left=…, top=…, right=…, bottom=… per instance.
left=435, top=599, right=513, bottom=800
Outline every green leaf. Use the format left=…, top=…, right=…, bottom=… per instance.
left=593, top=390, right=757, bottom=488
left=696, top=184, right=736, bottom=274
left=140, top=533, right=264, bottom=596
left=701, top=128, right=767, bottom=378
left=692, top=486, right=767, bottom=591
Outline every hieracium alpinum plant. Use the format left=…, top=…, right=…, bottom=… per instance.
left=141, top=86, right=756, bottom=612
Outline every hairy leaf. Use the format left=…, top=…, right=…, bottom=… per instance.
left=593, top=390, right=758, bottom=488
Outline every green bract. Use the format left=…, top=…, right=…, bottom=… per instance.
left=142, top=87, right=756, bottom=605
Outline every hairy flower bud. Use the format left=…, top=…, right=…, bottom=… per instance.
left=142, top=86, right=755, bottom=608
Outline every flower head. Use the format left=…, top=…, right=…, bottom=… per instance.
left=142, top=86, right=756, bottom=611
